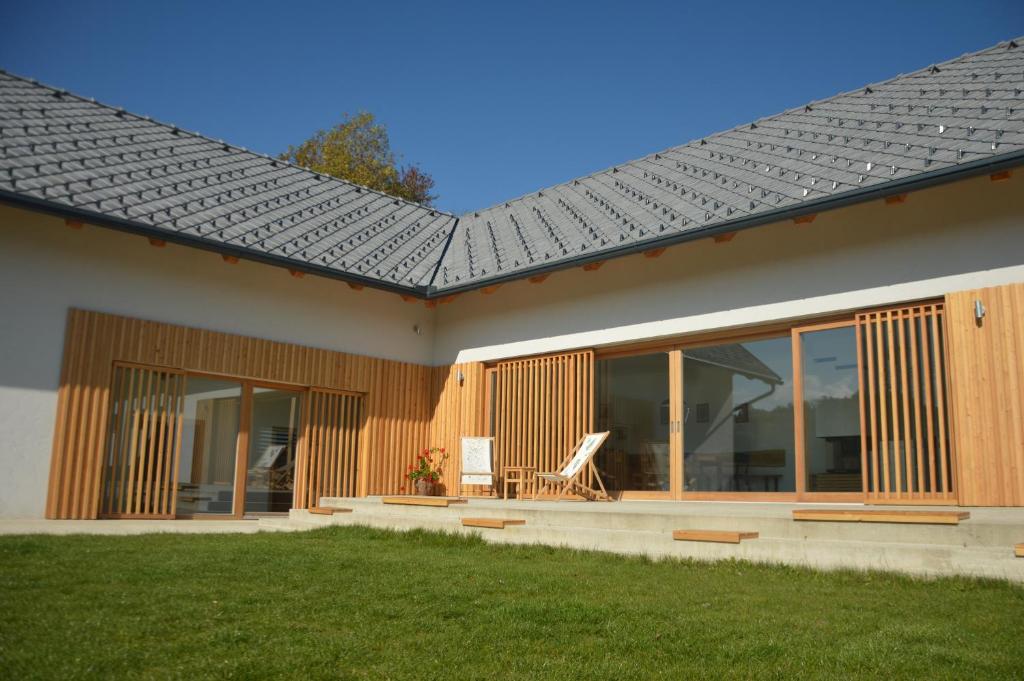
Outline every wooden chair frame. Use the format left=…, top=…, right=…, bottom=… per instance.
left=535, top=432, right=612, bottom=501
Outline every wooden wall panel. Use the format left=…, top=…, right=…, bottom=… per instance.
left=946, top=283, right=1024, bottom=506
left=427, top=363, right=487, bottom=495
left=360, top=361, right=433, bottom=497
left=856, top=303, right=955, bottom=504
left=46, top=309, right=437, bottom=518
left=494, top=351, right=594, bottom=487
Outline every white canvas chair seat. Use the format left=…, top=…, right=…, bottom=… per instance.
left=460, top=437, right=496, bottom=496
left=535, top=432, right=612, bottom=501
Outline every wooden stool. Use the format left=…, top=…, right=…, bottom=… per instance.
left=503, top=466, right=536, bottom=499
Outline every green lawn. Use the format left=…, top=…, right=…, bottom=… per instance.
left=1, top=527, right=1021, bottom=680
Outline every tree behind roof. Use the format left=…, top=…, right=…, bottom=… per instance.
left=280, top=112, right=437, bottom=206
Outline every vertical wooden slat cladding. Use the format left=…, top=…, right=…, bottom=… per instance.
left=46, top=309, right=443, bottom=518
left=99, top=365, right=184, bottom=519
left=493, top=351, right=594, bottom=491
left=856, top=303, right=955, bottom=504
left=946, top=283, right=1024, bottom=506
left=295, top=389, right=364, bottom=508
left=425, top=364, right=487, bottom=495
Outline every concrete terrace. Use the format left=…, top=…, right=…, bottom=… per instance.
left=4, top=499, right=1021, bottom=580
left=293, top=499, right=1018, bottom=581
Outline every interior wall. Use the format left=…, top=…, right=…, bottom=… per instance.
left=0, top=205, right=433, bottom=517
left=433, top=173, right=1024, bottom=365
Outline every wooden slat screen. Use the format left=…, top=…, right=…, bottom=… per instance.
left=494, top=350, right=594, bottom=486
left=856, top=303, right=955, bottom=503
left=946, top=283, right=1024, bottom=506
left=294, top=390, right=363, bottom=507
left=100, top=365, right=185, bottom=518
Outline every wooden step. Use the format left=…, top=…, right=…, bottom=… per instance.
left=309, top=506, right=352, bottom=515
left=793, top=509, right=970, bottom=525
left=1015, top=543, right=1023, bottom=558
left=382, top=496, right=467, bottom=508
left=672, top=530, right=759, bottom=544
left=462, top=517, right=526, bottom=529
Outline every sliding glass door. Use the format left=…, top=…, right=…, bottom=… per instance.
left=595, top=353, right=671, bottom=497
left=174, top=377, right=306, bottom=517
left=245, top=386, right=304, bottom=513
left=176, top=377, right=245, bottom=515
left=794, top=323, right=864, bottom=498
left=592, top=320, right=874, bottom=501
left=681, top=336, right=796, bottom=497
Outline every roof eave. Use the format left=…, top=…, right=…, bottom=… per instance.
left=0, top=190, right=432, bottom=299
left=429, top=150, right=1024, bottom=296
left=4, top=149, right=1023, bottom=302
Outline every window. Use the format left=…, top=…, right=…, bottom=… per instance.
left=595, top=353, right=671, bottom=493
left=683, top=337, right=795, bottom=493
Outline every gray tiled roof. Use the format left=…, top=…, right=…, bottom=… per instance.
left=0, top=71, right=457, bottom=292
left=2, top=37, right=1023, bottom=297
left=436, top=36, right=1024, bottom=292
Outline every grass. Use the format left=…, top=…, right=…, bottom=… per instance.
left=1, top=527, right=1022, bottom=680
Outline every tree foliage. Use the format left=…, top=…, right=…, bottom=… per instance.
left=280, top=112, right=437, bottom=206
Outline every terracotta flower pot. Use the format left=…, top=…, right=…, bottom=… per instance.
left=414, top=479, right=435, bottom=496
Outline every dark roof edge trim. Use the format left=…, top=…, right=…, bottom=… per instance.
left=0, top=191, right=431, bottom=299
left=5, top=149, right=1023, bottom=301
left=426, top=150, right=1024, bottom=296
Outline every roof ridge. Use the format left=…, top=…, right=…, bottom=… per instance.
left=0, top=68, right=456, bottom=219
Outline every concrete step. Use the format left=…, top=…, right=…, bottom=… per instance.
left=282, top=507, right=1024, bottom=581
left=316, top=497, right=1024, bottom=548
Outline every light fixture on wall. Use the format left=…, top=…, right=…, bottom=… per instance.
left=412, top=324, right=422, bottom=336
left=974, top=299, right=986, bottom=326
left=456, top=369, right=465, bottom=385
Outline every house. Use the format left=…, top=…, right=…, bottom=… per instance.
left=1, top=37, right=1022, bottom=520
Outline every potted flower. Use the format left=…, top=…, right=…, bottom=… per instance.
left=406, top=447, right=448, bottom=496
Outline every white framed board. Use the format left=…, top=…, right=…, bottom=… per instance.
left=460, top=436, right=494, bottom=485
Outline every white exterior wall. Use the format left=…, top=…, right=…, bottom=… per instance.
left=2, top=172, right=1022, bottom=517
left=434, top=174, right=1024, bottom=364
left=0, top=205, right=434, bottom=517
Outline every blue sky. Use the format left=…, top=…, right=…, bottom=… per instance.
left=2, top=1, right=1022, bottom=214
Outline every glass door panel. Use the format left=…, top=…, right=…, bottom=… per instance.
left=799, top=325, right=863, bottom=494
left=245, top=387, right=303, bottom=513
left=176, top=377, right=243, bottom=515
left=595, top=353, right=671, bottom=493
left=682, top=337, right=795, bottom=493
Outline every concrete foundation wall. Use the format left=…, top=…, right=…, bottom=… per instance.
left=0, top=204, right=434, bottom=517
left=433, top=174, right=1024, bottom=364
